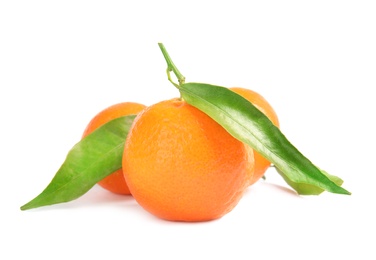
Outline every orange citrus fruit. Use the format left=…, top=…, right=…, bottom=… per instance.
left=82, top=102, right=146, bottom=195
left=230, top=87, right=280, bottom=185
left=122, top=98, right=254, bottom=221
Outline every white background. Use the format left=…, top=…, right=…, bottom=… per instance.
left=1, top=1, right=375, bottom=259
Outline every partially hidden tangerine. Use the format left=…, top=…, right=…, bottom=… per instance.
left=82, top=102, right=146, bottom=195
left=122, top=98, right=254, bottom=222
left=230, top=87, right=280, bottom=185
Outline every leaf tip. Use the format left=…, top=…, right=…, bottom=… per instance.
left=20, top=198, right=40, bottom=210
left=342, top=189, right=352, bottom=195
left=20, top=203, right=31, bottom=211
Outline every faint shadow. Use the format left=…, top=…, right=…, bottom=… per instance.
left=24, top=185, right=139, bottom=212
left=246, top=180, right=302, bottom=198
left=265, top=182, right=299, bottom=197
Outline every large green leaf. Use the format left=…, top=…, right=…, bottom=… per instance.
left=180, top=82, right=350, bottom=195
left=20, top=115, right=136, bottom=210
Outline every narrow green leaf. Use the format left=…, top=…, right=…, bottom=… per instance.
left=180, top=82, right=350, bottom=195
left=20, top=115, right=136, bottom=210
left=276, top=167, right=344, bottom=195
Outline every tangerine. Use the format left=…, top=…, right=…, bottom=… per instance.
left=230, top=87, right=280, bottom=185
left=122, top=98, right=254, bottom=221
left=82, top=102, right=146, bottom=194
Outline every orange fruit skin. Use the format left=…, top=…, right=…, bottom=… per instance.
left=230, top=87, right=280, bottom=186
left=82, top=102, right=146, bottom=195
left=123, top=99, right=254, bottom=222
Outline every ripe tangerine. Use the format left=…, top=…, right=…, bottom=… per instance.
left=230, top=87, right=280, bottom=185
left=122, top=98, right=254, bottom=221
left=82, top=102, right=146, bottom=195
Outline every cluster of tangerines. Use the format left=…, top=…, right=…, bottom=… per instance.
left=82, top=87, right=280, bottom=222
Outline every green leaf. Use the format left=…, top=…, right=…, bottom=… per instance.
left=276, top=167, right=344, bottom=195
left=20, top=115, right=136, bottom=210
left=179, top=82, right=350, bottom=195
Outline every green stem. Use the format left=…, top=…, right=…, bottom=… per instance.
left=158, top=43, right=185, bottom=88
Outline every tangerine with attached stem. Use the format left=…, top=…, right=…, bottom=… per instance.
left=121, top=44, right=255, bottom=221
